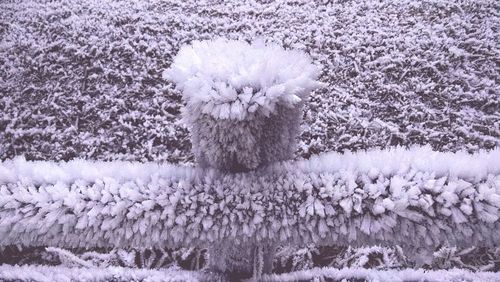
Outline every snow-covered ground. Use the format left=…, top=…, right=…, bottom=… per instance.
left=260, top=267, right=500, bottom=282
left=0, top=0, right=498, bottom=163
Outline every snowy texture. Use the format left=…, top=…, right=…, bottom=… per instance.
left=259, top=267, right=500, bottom=282
left=0, top=0, right=498, bottom=163
left=189, top=104, right=303, bottom=171
left=0, top=264, right=200, bottom=282
left=0, top=264, right=499, bottom=282
left=206, top=242, right=275, bottom=278
left=1, top=147, right=499, bottom=249
left=165, top=39, right=323, bottom=121
left=165, top=39, right=322, bottom=171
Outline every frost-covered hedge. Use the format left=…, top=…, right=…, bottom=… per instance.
left=1, top=147, right=499, bottom=249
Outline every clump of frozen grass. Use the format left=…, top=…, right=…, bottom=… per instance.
left=165, top=39, right=324, bottom=172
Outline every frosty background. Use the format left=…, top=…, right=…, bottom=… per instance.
left=1, top=0, right=498, bottom=163
left=0, top=0, right=499, bottom=280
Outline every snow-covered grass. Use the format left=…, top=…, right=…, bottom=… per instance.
left=0, top=0, right=498, bottom=163
left=1, top=147, right=499, bottom=251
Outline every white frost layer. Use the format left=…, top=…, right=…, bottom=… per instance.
left=0, top=265, right=200, bottom=282
left=1, top=146, right=498, bottom=185
left=0, top=147, right=499, bottom=249
left=164, top=39, right=323, bottom=120
left=0, top=265, right=499, bottom=282
left=298, top=146, right=500, bottom=180
left=260, top=267, right=500, bottom=282
left=0, top=158, right=193, bottom=185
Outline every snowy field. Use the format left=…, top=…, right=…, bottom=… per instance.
left=0, top=0, right=499, bottom=281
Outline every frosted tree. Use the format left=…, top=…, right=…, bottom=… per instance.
left=165, top=38, right=323, bottom=278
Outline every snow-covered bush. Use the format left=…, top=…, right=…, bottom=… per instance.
left=165, top=39, right=323, bottom=171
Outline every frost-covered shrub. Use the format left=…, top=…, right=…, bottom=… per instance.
left=165, top=39, right=323, bottom=171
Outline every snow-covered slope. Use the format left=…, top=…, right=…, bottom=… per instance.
left=1, top=147, right=499, bottom=249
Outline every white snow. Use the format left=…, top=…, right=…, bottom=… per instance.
left=0, top=0, right=498, bottom=276
left=0, top=0, right=498, bottom=162
left=1, top=146, right=498, bottom=185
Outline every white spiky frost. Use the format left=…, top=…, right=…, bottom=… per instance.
left=164, top=38, right=324, bottom=121
left=0, top=147, right=499, bottom=250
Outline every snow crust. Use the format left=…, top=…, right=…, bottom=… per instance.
left=165, top=39, right=323, bottom=121
left=1, top=147, right=499, bottom=249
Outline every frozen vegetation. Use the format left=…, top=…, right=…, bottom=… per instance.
left=0, top=0, right=498, bottom=163
left=0, top=264, right=201, bottom=282
left=0, top=0, right=499, bottom=280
